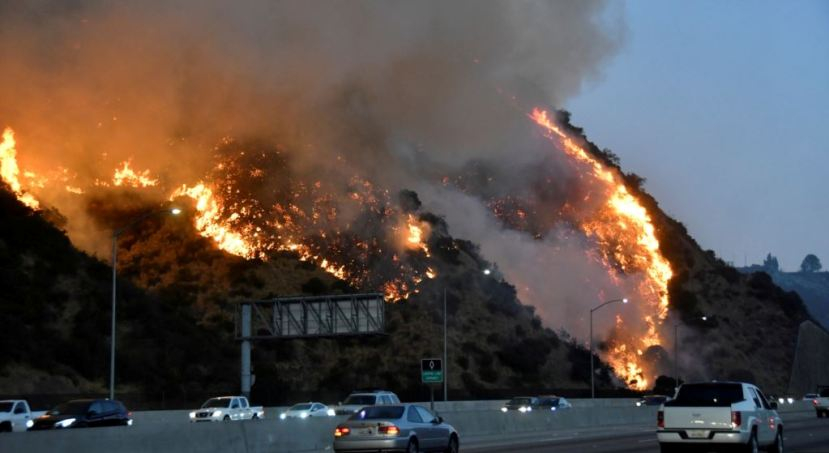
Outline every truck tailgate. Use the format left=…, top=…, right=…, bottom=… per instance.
left=664, top=407, right=733, bottom=430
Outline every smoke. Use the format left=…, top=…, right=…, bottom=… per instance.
left=0, top=1, right=627, bottom=334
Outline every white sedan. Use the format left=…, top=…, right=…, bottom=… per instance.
left=279, top=402, right=335, bottom=420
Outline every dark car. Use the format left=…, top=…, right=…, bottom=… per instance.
left=537, top=395, right=573, bottom=411
left=28, top=399, right=132, bottom=430
left=635, top=395, right=670, bottom=407
left=500, top=397, right=539, bottom=413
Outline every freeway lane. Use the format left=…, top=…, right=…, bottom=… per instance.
left=469, top=415, right=829, bottom=453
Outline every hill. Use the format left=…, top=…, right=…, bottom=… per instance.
left=737, top=264, right=829, bottom=330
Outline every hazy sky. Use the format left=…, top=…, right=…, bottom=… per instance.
left=566, top=0, right=828, bottom=271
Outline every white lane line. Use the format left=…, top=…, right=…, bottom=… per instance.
left=637, top=438, right=657, bottom=443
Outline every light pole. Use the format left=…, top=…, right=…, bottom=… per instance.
left=110, top=206, right=181, bottom=400
left=590, top=298, right=628, bottom=399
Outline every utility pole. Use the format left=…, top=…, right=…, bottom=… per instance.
left=443, top=288, right=447, bottom=402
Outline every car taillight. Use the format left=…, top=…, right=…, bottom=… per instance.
left=128, top=412, right=133, bottom=417
left=334, top=426, right=350, bottom=437
left=657, top=410, right=664, bottom=428
left=814, top=399, right=819, bottom=406
left=731, top=411, right=741, bottom=429
left=379, top=425, right=400, bottom=435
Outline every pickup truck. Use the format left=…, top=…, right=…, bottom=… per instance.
left=813, top=386, right=829, bottom=418
left=0, top=400, right=38, bottom=432
left=657, top=382, right=783, bottom=453
left=189, top=396, right=264, bottom=422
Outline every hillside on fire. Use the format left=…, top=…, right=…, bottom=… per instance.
left=0, top=107, right=811, bottom=406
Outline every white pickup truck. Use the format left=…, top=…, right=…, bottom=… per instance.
left=189, top=396, right=264, bottom=422
left=657, top=382, right=783, bottom=453
left=0, top=400, right=37, bottom=432
left=813, top=386, right=829, bottom=418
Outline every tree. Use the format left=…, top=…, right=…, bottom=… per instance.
left=763, top=253, right=780, bottom=274
left=800, top=254, right=823, bottom=273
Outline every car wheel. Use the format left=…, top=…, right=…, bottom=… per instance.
left=658, top=444, right=681, bottom=453
left=223, top=415, right=231, bottom=421
left=768, top=429, right=783, bottom=453
left=0, top=422, right=11, bottom=433
left=744, top=431, right=758, bottom=453
left=407, top=438, right=419, bottom=453
left=445, top=434, right=459, bottom=453
left=252, top=414, right=259, bottom=420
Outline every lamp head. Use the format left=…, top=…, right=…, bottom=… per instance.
left=622, top=298, right=629, bottom=304
left=170, top=208, right=182, bottom=215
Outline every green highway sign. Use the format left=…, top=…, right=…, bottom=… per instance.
left=421, top=358, right=443, bottom=384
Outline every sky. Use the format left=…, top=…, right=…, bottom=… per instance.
left=566, top=0, right=829, bottom=271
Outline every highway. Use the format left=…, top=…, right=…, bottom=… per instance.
left=469, top=413, right=829, bottom=453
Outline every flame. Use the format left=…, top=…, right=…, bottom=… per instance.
left=113, top=160, right=159, bottom=187
left=404, top=214, right=431, bottom=256
left=0, top=128, right=40, bottom=209
left=171, top=183, right=256, bottom=258
left=530, top=108, right=673, bottom=390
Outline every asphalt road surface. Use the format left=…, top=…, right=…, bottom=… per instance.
left=470, top=415, right=829, bottom=453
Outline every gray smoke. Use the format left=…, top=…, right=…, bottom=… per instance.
left=0, top=1, right=626, bottom=335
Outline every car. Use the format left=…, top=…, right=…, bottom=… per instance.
left=657, top=381, right=783, bottom=453
left=814, top=386, right=829, bottom=418
left=333, top=390, right=401, bottom=416
left=333, top=404, right=459, bottom=453
left=279, top=402, right=335, bottom=420
left=189, top=396, right=264, bottom=422
left=28, top=399, right=132, bottom=430
left=537, top=395, right=572, bottom=411
left=500, top=396, right=539, bottom=413
left=636, top=395, right=671, bottom=407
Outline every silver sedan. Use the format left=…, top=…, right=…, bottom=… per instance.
left=333, top=404, right=459, bottom=453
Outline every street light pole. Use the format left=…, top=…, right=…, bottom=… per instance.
left=443, top=287, right=447, bottom=402
left=589, top=298, right=628, bottom=399
left=674, top=323, right=679, bottom=387
left=109, top=207, right=181, bottom=400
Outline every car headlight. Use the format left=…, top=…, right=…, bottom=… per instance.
left=56, top=418, right=76, bottom=428
left=279, top=413, right=287, bottom=420
left=500, top=407, right=508, bottom=413
left=300, top=412, right=309, bottom=419
left=551, top=407, right=557, bottom=411
left=26, top=420, right=34, bottom=428
left=778, top=398, right=784, bottom=404
left=787, top=398, right=793, bottom=404
left=636, top=402, right=642, bottom=407
left=518, top=406, right=527, bottom=413
left=327, top=409, right=336, bottom=417
left=212, top=410, right=222, bottom=417
left=189, top=412, right=196, bottom=419
left=127, top=419, right=133, bottom=426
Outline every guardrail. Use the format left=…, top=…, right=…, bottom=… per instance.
left=1, top=399, right=816, bottom=453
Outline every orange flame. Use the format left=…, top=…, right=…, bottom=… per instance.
left=405, top=214, right=431, bottom=256
left=0, top=128, right=40, bottom=209
left=113, top=160, right=159, bottom=187
left=530, top=108, right=673, bottom=390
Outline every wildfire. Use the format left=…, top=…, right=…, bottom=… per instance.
left=0, top=128, right=40, bottom=209
left=113, top=161, right=159, bottom=187
left=530, top=108, right=673, bottom=390
left=405, top=214, right=431, bottom=256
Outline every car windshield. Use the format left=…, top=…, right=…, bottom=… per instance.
left=0, top=402, right=13, bottom=412
left=48, top=401, right=91, bottom=415
left=202, top=398, right=231, bottom=408
left=290, top=404, right=312, bottom=411
left=349, top=406, right=404, bottom=420
left=668, top=384, right=744, bottom=407
left=507, top=398, right=533, bottom=406
left=343, top=395, right=376, bottom=405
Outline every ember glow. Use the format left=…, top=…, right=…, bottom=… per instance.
left=530, top=108, right=674, bottom=390
left=0, top=127, right=39, bottom=209
left=113, top=161, right=159, bottom=188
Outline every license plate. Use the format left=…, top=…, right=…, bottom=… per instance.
left=357, top=428, right=374, bottom=435
left=687, top=430, right=708, bottom=439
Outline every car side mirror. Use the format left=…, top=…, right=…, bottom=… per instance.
left=769, top=402, right=778, bottom=410
left=433, top=416, right=443, bottom=424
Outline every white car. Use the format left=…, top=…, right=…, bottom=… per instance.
left=0, top=400, right=36, bottom=432
left=189, top=396, right=264, bottom=422
left=333, top=390, right=401, bottom=416
left=279, top=402, right=335, bottom=420
left=657, top=381, right=783, bottom=453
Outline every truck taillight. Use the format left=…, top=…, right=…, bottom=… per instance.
left=379, top=425, right=400, bottom=435
left=657, top=410, right=664, bottom=428
left=731, top=411, right=741, bottom=429
left=334, top=426, right=350, bottom=437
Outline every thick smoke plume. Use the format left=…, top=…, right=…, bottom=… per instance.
left=0, top=2, right=626, bottom=335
